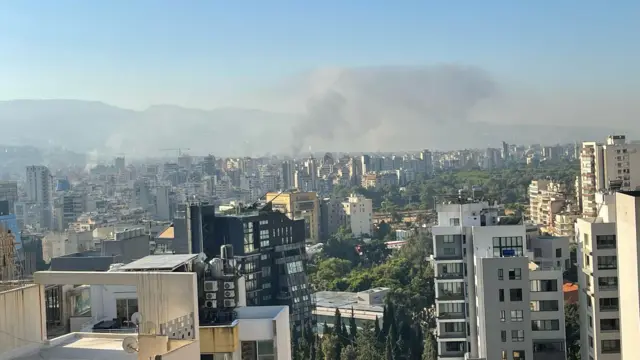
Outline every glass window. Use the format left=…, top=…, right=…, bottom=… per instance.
left=510, top=288, right=523, bottom=302
left=510, top=310, right=524, bottom=322
left=597, top=256, right=617, bottom=270
left=498, top=269, right=503, bottom=280
left=601, top=340, right=621, bottom=354
left=596, top=235, right=616, bottom=249
left=509, top=268, right=522, bottom=280
left=532, top=320, right=560, bottom=331
left=499, top=289, right=505, bottom=302
left=530, top=280, right=558, bottom=292
left=511, top=330, right=525, bottom=342
left=501, top=330, right=506, bottom=342
left=500, top=310, right=506, bottom=322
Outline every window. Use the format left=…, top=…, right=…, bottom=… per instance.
left=443, top=247, right=457, bottom=255
left=511, top=330, right=525, bottom=342
left=262, top=266, right=271, bottom=277
left=534, top=248, right=542, bottom=258
left=437, top=235, right=460, bottom=243
left=513, top=350, right=525, bottom=359
left=598, top=276, right=618, bottom=291
left=116, top=299, right=138, bottom=323
left=600, top=318, right=620, bottom=332
left=498, top=269, right=503, bottom=280
left=444, top=322, right=465, bottom=333
left=492, top=236, right=524, bottom=257
left=509, top=268, right=522, bottom=280
left=510, top=310, right=524, bottom=322
left=510, top=288, right=523, bottom=302
left=530, top=279, right=558, bottom=292
left=597, top=256, right=617, bottom=270
left=450, top=218, right=460, bottom=226
left=501, top=351, right=507, bottom=360
left=596, top=235, right=616, bottom=249
left=599, top=297, right=619, bottom=311
left=588, top=336, right=593, bottom=348
left=532, top=320, right=560, bottom=331
left=241, top=340, right=275, bottom=360
left=530, top=300, right=559, bottom=312
left=286, top=261, right=303, bottom=274
left=501, top=330, right=507, bottom=342
left=583, top=233, right=590, bottom=246
left=601, top=340, right=621, bottom=354
left=555, top=248, right=562, bottom=258
left=499, top=289, right=505, bottom=302
left=500, top=310, right=506, bottom=322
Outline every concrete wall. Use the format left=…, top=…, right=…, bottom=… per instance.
left=0, top=284, right=46, bottom=360
left=90, top=285, right=137, bottom=324
left=160, top=339, right=201, bottom=360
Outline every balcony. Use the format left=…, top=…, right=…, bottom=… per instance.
left=434, top=254, right=463, bottom=261
left=437, top=312, right=466, bottom=320
left=435, top=273, right=464, bottom=280
left=598, top=285, right=618, bottom=292
left=436, top=291, right=465, bottom=301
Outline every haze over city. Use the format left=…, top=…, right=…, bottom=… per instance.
left=1, top=1, right=639, bottom=156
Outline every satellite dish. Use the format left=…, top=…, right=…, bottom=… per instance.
left=122, top=337, right=139, bottom=353
left=130, top=312, right=142, bottom=326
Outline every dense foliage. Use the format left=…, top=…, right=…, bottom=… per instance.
left=332, top=159, right=579, bottom=212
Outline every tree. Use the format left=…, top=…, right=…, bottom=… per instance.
left=315, top=336, right=325, bottom=360
left=374, top=316, right=381, bottom=338
left=323, top=321, right=331, bottom=336
left=322, top=335, right=340, bottom=360
left=349, top=308, right=358, bottom=342
left=565, top=303, right=581, bottom=360
left=422, top=332, right=437, bottom=360
left=341, top=345, right=357, bottom=360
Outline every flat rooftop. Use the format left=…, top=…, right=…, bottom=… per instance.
left=13, top=333, right=136, bottom=360
left=235, top=305, right=287, bottom=319
left=314, top=291, right=384, bottom=313
left=118, top=254, right=197, bottom=271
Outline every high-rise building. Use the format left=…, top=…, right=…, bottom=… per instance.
left=614, top=191, right=640, bottom=360
left=26, top=165, right=53, bottom=229
left=155, top=185, right=172, bottom=220
left=421, top=149, right=433, bottom=175
left=361, top=154, right=371, bottom=174
left=266, top=191, right=320, bottom=243
left=60, top=192, right=86, bottom=230
left=581, top=135, right=640, bottom=217
left=203, top=154, right=216, bottom=176
left=0, top=181, right=18, bottom=214
left=432, top=199, right=567, bottom=360
left=528, top=180, right=569, bottom=226
left=114, top=156, right=125, bottom=172
left=502, top=141, right=510, bottom=161
left=281, top=161, right=294, bottom=190
left=576, top=191, right=620, bottom=360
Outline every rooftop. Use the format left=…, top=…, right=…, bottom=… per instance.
left=12, top=333, right=136, bottom=360
left=235, top=305, right=288, bottom=320
left=314, top=291, right=385, bottom=313
left=118, top=254, right=197, bottom=271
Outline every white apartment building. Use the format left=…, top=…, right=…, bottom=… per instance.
left=341, top=194, right=373, bottom=237
left=432, top=200, right=567, bottom=360
left=576, top=191, right=621, bottom=360
left=580, top=135, right=640, bottom=217
left=528, top=180, right=568, bottom=226
left=614, top=191, right=640, bottom=360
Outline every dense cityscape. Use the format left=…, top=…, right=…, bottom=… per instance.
left=0, top=133, right=637, bottom=360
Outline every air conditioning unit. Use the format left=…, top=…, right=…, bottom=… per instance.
left=224, top=282, right=235, bottom=290
left=205, top=292, right=216, bottom=300
left=204, top=300, right=217, bottom=308
left=223, top=299, right=236, bottom=308
left=204, top=281, right=218, bottom=292
left=224, top=290, right=234, bottom=298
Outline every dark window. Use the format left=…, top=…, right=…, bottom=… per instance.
left=501, top=330, right=507, bottom=342
left=492, top=236, right=524, bottom=257
left=530, top=279, right=558, bottom=292
left=601, top=340, right=621, bottom=353
left=511, top=330, right=525, bottom=342
left=599, top=297, right=619, bottom=311
left=510, top=288, right=523, bottom=302
left=530, top=300, right=559, bottom=311
left=596, top=235, right=616, bottom=249
left=532, top=320, right=560, bottom=331
left=555, top=248, right=562, bottom=258
left=498, top=268, right=503, bottom=280
left=509, top=268, right=522, bottom=280
left=600, top=318, right=620, bottom=332
left=598, top=276, right=618, bottom=291
left=499, top=289, right=505, bottom=302
left=597, top=256, right=617, bottom=270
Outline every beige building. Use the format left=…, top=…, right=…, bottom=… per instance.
left=615, top=191, right=640, bottom=360
left=266, top=191, right=320, bottom=242
left=581, top=135, right=640, bottom=217
left=341, top=194, right=373, bottom=237
left=528, top=180, right=568, bottom=226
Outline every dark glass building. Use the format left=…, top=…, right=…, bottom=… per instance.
left=189, top=202, right=314, bottom=334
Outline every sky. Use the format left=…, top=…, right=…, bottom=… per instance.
left=1, top=0, right=639, bottom=110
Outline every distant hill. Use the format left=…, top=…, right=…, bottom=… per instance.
left=0, top=99, right=626, bottom=157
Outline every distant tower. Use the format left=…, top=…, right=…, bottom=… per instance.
left=281, top=161, right=294, bottom=190
left=115, top=156, right=126, bottom=172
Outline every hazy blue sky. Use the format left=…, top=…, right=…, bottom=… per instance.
left=1, top=0, right=639, bottom=109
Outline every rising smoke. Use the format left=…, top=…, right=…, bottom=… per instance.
left=290, top=65, right=497, bottom=155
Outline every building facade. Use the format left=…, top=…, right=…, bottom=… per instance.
left=432, top=200, right=567, bottom=360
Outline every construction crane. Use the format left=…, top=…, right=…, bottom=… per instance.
left=160, top=148, right=191, bottom=157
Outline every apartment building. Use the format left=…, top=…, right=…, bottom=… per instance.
left=266, top=190, right=320, bottom=242
left=580, top=135, right=640, bottom=217
left=575, top=190, right=621, bottom=360
left=432, top=199, right=567, bottom=360
left=341, top=194, right=373, bottom=237
left=528, top=179, right=569, bottom=227
left=614, top=191, right=640, bottom=360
